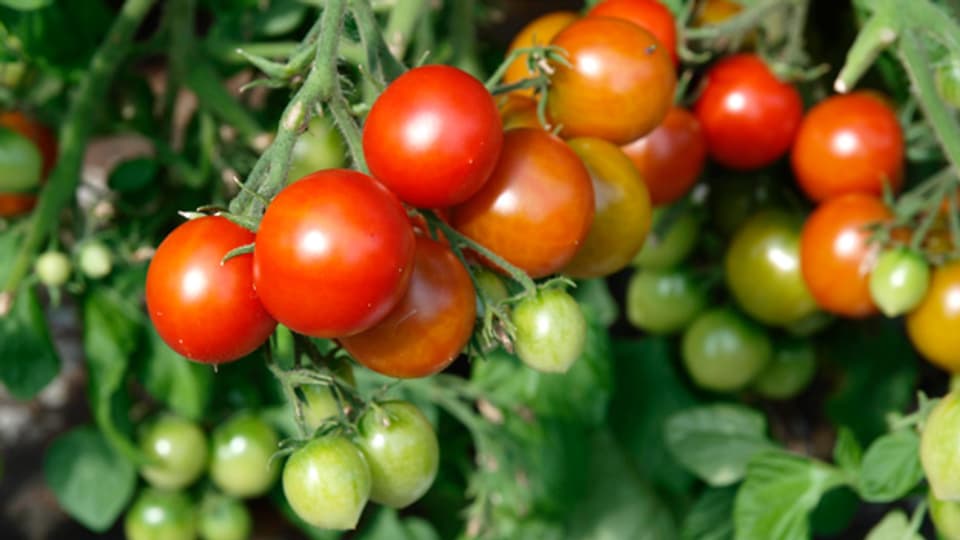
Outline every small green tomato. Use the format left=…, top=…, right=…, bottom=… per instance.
left=282, top=435, right=371, bottom=530
left=124, top=488, right=197, bottom=540
left=34, top=250, right=72, bottom=287
left=198, top=493, right=251, bottom=540
left=752, top=338, right=816, bottom=400
left=869, top=248, right=931, bottom=317
left=78, top=241, right=113, bottom=279
left=139, top=414, right=208, bottom=490
left=512, top=288, right=587, bottom=373
left=209, top=413, right=280, bottom=498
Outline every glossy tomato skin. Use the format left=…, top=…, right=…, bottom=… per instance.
left=869, top=248, right=930, bottom=317
left=124, top=489, right=197, bottom=540
left=450, top=128, right=594, bottom=278
left=210, top=413, right=280, bottom=498
left=254, top=169, right=415, bottom=338
left=725, top=209, right=818, bottom=326
left=282, top=435, right=371, bottom=530
left=799, top=193, right=892, bottom=318
left=512, top=288, right=587, bottom=373
left=694, top=54, right=802, bottom=170
left=791, top=92, right=904, bottom=202
left=907, top=261, right=960, bottom=372
left=340, top=236, right=476, bottom=378
left=621, top=107, right=706, bottom=206
left=682, top=307, right=772, bottom=392
left=548, top=17, right=676, bottom=144
left=588, top=0, right=678, bottom=64
left=563, top=137, right=652, bottom=278
left=503, top=11, right=579, bottom=98
left=363, top=65, right=503, bottom=208
left=146, top=216, right=277, bottom=363
left=0, top=111, right=57, bottom=177
left=138, top=414, right=208, bottom=490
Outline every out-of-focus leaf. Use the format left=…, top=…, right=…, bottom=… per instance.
left=864, top=509, right=923, bottom=540
left=4, top=1, right=112, bottom=72
left=108, top=157, right=158, bottom=193
left=573, top=278, right=618, bottom=327
left=857, top=430, right=924, bottom=503
left=0, top=286, right=60, bottom=399
left=682, top=486, right=736, bottom=540
left=356, top=507, right=440, bottom=540
left=138, top=326, right=213, bottom=421
left=0, top=0, right=51, bottom=11
left=833, top=426, right=863, bottom=474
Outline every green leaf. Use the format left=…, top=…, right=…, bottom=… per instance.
left=864, top=509, right=923, bottom=540
left=83, top=288, right=143, bottom=461
left=356, top=507, right=440, bottom=540
left=734, top=451, right=849, bottom=540
left=0, top=286, right=60, bottom=399
left=138, top=326, right=213, bottom=421
left=857, top=430, right=924, bottom=502
left=567, top=430, right=679, bottom=540
left=608, top=337, right=698, bottom=496
left=833, top=427, right=863, bottom=473
left=682, top=486, right=736, bottom=540
left=0, top=0, right=51, bottom=10
left=573, top=278, right=618, bottom=327
left=666, top=404, right=776, bottom=487
left=108, top=157, right=158, bottom=193
left=44, top=426, right=136, bottom=532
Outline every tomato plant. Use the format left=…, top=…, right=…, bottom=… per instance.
left=253, top=169, right=415, bottom=338
left=907, top=260, right=960, bottom=371
left=209, top=414, right=280, bottom=499
left=512, top=288, right=587, bottom=373
left=124, top=489, right=197, bottom=540
left=682, top=307, right=772, bottom=392
left=363, top=65, right=504, bottom=208
left=138, top=414, right=208, bottom=490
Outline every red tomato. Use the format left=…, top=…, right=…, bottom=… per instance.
left=146, top=216, right=277, bottom=363
left=503, top=11, right=580, bottom=98
left=0, top=111, right=57, bottom=178
left=547, top=17, right=676, bottom=144
left=799, top=194, right=892, bottom=318
left=450, top=128, right=595, bottom=278
left=621, top=107, right=706, bottom=206
left=693, top=54, right=802, bottom=170
left=588, top=0, right=678, bottom=64
left=0, top=192, right=36, bottom=217
left=340, top=236, right=476, bottom=378
left=791, top=92, right=904, bottom=202
left=253, top=169, right=415, bottom=338
left=363, top=66, right=503, bottom=208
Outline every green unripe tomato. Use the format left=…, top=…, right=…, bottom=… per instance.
left=752, top=337, right=816, bottom=400
left=682, top=307, right=772, bottom=392
left=34, top=251, right=72, bottom=287
left=210, top=413, right=280, bottom=498
left=869, top=248, right=931, bottom=317
left=724, top=209, right=818, bottom=327
left=287, top=114, right=347, bottom=182
left=512, top=288, right=587, bottom=373
left=357, top=401, right=439, bottom=508
left=626, top=267, right=707, bottom=334
left=930, top=491, right=960, bottom=540
left=139, top=415, right=208, bottom=490
left=198, top=494, right=251, bottom=540
left=922, top=392, right=960, bottom=501
left=632, top=206, right=699, bottom=270
left=0, top=127, right=42, bottom=193
left=936, top=59, right=960, bottom=109
left=301, top=385, right=340, bottom=431
left=282, top=435, right=371, bottom=530
left=78, top=241, right=113, bottom=279
left=124, top=488, right=197, bottom=540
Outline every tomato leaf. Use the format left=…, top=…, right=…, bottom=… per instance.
left=567, top=430, right=679, bottom=540
left=138, top=326, right=213, bottom=421
left=833, top=426, right=863, bottom=474
left=573, top=278, right=618, bottom=327
left=733, top=451, right=849, bottom=540
left=108, top=157, right=158, bottom=193
left=0, top=286, right=60, bottom=399
left=857, top=430, right=925, bottom=502
left=864, top=509, right=924, bottom=540
left=682, top=486, right=736, bottom=540
left=43, top=426, right=136, bottom=532
left=0, top=0, right=51, bottom=10
left=665, top=404, right=776, bottom=487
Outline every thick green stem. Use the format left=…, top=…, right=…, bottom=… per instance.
left=449, top=0, right=481, bottom=76
left=0, top=0, right=158, bottom=305
left=350, top=0, right=407, bottom=85
left=684, top=0, right=794, bottom=39
left=383, top=0, right=426, bottom=60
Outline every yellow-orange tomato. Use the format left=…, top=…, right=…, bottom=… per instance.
left=907, top=261, right=960, bottom=372
left=497, top=94, right=541, bottom=131
left=695, top=0, right=743, bottom=26
left=563, top=137, right=652, bottom=278
left=621, top=107, right=706, bottom=206
left=503, top=11, right=579, bottom=97
left=547, top=17, right=676, bottom=145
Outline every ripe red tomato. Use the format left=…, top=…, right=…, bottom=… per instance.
left=146, top=216, right=277, bottom=363
left=340, top=236, right=476, bottom=378
left=547, top=17, right=676, bottom=144
left=563, top=137, right=652, bottom=278
left=907, top=261, right=960, bottom=372
left=0, top=111, right=57, bottom=177
left=363, top=65, right=503, bottom=208
left=621, top=107, right=706, bottom=206
left=791, top=92, right=904, bottom=202
left=503, top=11, right=579, bottom=98
left=449, top=128, right=595, bottom=278
left=799, top=193, right=893, bottom=318
left=693, top=54, right=802, bottom=170
left=253, top=169, right=415, bottom=338
left=588, top=0, right=678, bottom=64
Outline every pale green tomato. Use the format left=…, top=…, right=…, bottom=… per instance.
left=286, top=114, right=347, bottom=182
left=930, top=491, right=960, bottom=540
left=0, top=127, right=42, bottom=192
left=34, top=251, right=72, bottom=287
left=682, top=308, right=772, bottom=392
left=752, top=338, right=816, bottom=400
left=301, top=385, right=340, bottom=431
left=210, top=414, right=280, bottom=498
left=124, top=488, right=197, bottom=540
left=357, top=401, right=439, bottom=508
left=198, top=494, right=251, bottom=540
left=78, top=241, right=113, bottom=279
left=139, top=415, right=208, bottom=490
left=282, top=435, right=371, bottom=530
left=922, top=392, right=960, bottom=500
left=626, top=267, right=707, bottom=334
left=632, top=206, right=699, bottom=270
left=512, top=288, right=587, bottom=373
left=869, top=248, right=931, bottom=317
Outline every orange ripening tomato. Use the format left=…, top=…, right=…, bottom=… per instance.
left=588, top=0, right=678, bottom=65
left=503, top=11, right=579, bottom=97
left=799, top=193, right=893, bottom=318
left=563, top=137, right=652, bottom=278
left=621, top=107, right=706, bottom=206
left=791, top=92, right=904, bottom=202
left=450, top=128, right=595, bottom=278
left=907, top=261, right=960, bottom=372
left=341, top=236, right=476, bottom=378
left=0, top=111, right=57, bottom=178
left=547, top=17, right=676, bottom=144
left=0, top=192, right=37, bottom=217
left=497, top=94, right=541, bottom=131
left=695, top=0, right=743, bottom=26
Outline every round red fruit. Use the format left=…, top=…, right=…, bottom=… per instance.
left=622, top=107, right=706, bottom=206
left=588, top=0, right=678, bottom=64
